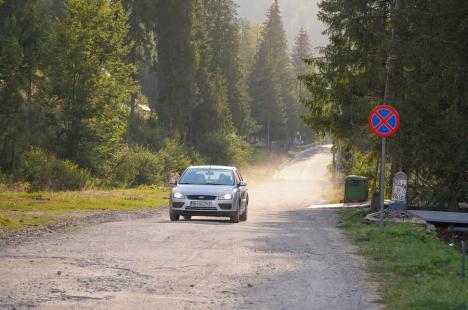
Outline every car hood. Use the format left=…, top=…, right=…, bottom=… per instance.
left=175, top=184, right=235, bottom=196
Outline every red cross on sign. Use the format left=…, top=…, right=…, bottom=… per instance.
left=368, top=105, right=400, bottom=138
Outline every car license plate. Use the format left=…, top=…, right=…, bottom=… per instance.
left=191, top=201, right=212, bottom=208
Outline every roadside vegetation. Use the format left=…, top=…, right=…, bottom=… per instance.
left=0, top=188, right=167, bottom=232
left=339, top=209, right=468, bottom=309
left=302, top=0, right=468, bottom=208
left=0, top=0, right=314, bottom=194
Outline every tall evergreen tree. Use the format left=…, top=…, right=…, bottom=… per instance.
left=46, top=0, right=137, bottom=171
left=190, top=0, right=233, bottom=143
left=292, top=28, right=312, bottom=79
left=248, top=0, right=296, bottom=146
left=0, top=0, right=44, bottom=171
left=155, top=0, right=198, bottom=141
left=292, top=28, right=313, bottom=139
left=120, top=0, right=156, bottom=145
left=204, top=0, right=257, bottom=136
left=240, top=19, right=262, bottom=77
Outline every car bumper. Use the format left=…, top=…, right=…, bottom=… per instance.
left=170, top=209, right=237, bottom=218
left=170, top=198, right=236, bottom=214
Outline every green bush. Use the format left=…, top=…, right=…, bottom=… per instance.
left=157, top=138, right=196, bottom=179
left=199, top=131, right=252, bottom=166
left=113, top=145, right=163, bottom=187
left=20, top=148, right=91, bottom=191
left=112, top=140, right=197, bottom=187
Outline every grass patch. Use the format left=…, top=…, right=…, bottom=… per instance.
left=0, top=187, right=168, bottom=232
left=0, top=214, right=54, bottom=232
left=338, top=209, right=468, bottom=309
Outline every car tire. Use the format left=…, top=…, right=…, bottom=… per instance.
left=183, top=215, right=192, bottom=221
left=240, top=206, right=248, bottom=222
left=240, top=196, right=248, bottom=222
left=170, top=213, right=180, bottom=221
left=230, top=208, right=240, bottom=223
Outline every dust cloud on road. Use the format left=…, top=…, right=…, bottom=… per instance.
left=0, top=145, right=379, bottom=309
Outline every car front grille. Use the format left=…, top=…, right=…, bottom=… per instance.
left=187, top=195, right=216, bottom=201
left=185, top=206, right=218, bottom=211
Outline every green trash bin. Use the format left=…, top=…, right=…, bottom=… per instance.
left=344, top=175, right=368, bottom=203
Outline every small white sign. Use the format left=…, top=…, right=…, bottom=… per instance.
left=392, top=172, right=407, bottom=202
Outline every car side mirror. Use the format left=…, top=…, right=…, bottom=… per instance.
left=169, top=179, right=178, bottom=186
left=238, top=181, right=247, bottom=187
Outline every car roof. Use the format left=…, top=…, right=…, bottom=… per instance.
left=188, top=165, right=236, bottom=171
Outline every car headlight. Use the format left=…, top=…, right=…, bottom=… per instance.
left=218, top=193, right=233, bottom=200
left=173, top=192, right=186, bottom=199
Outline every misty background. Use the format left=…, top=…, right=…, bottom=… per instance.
left=235, top=0, right=327, bottom=51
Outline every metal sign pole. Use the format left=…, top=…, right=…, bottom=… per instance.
left=379, top=137, right=386, bottom=231
left=378, top=0, right=399, bottom=232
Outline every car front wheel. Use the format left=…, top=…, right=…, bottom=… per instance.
left=240, top=206, right=248, bottom=222
left=170, top=212, right=180, bottom=221
left=230, top=208, right=240, bottom=223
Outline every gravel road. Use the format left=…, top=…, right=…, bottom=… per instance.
left=0, top=145, right=379, bottom=309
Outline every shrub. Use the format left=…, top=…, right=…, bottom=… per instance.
left=112, top=145, right=163, bottom=187
left=159, top=139, right=198, bottom=176
left=199, top=131, right=253, bottom=166
left=110, top=140, right=198, bottom=187
left=20, top=148, right=91, bottom=191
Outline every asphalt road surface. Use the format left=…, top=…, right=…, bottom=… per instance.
left=0, top=145, right=379, bottom=309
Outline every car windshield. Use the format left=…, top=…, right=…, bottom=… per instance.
left=179, top=168, right=235, bottom=185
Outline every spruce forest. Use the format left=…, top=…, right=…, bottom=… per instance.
left=0, top=0, right=467, bottom=208
left=0, top=0, right=311, bottom=190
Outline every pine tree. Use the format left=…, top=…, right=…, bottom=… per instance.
left=240, top=19, right=262, bottom=77
left=292, top=28, right=313, bottom=140
left=120, top=0, right=156, bottom=145
left=190, top=0, right=233, bottom=143
left=46, top=0, right=137, bottom=170
left=248, top=0, right=296, bottom=147
left=292, top=28, right=312, bottom=79
left=203, top=0, right=257, bottom=136
left=155, top=0, right=198, bottom=140
left=0, top=0, right=44, bottom=171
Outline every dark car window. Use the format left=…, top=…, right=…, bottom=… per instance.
left=179, top=168, right=235, bottom=185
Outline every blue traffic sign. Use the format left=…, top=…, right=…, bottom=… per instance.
left=368, top=105, right=400, bottom=138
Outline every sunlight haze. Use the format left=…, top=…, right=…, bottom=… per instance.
left=235, top=0, right=327, bottom=51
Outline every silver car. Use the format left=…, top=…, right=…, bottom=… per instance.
left=169, top=166, right=249, bottom=223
